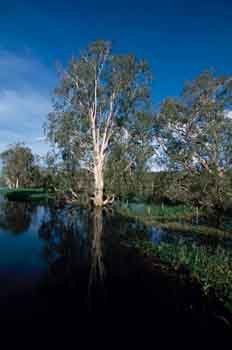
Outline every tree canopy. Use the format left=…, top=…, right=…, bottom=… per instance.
left=1, top=143, right=41, bottom=189
left=45, top=40, right=153, bottom=206
left=156, top=71, right=232, bottom=213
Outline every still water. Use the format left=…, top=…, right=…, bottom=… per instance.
left=0, top=196, right=230, bottom=343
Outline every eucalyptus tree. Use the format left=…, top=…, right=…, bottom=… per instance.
left=46, top=40, right=152, bottom=206
left=157, top=71, right=232, bottom=214
left=1, top=143, right=40, bottom=188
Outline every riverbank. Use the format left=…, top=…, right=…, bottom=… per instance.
left=0, top=188, right=53, bottom=201
left=117, top=202, right=232, bottom=321
left=117, top=202, right=232, bottom=240
left=128, top=236, right=232, bottom=319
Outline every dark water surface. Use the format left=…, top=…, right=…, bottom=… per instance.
left=0, top=196, right=231, bottom=344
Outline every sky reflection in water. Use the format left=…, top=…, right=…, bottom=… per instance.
left=0, top=196, right=230, bottom=342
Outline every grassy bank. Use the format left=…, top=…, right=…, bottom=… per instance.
left=117, top=203, right=200, bottom=221
left=131, top=238, right=232, bottom=315
left=117, top=203, right=232, bottom=240
left=119, top=202, right=232, bottom=316
left=0, top=188, right=53, bottom=202
left=156, top=222, right=232, bottom=240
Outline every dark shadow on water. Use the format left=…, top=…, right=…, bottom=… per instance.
left=0, top=197, right=231, bottom=344
left=0, top=200, right=36, bottom=234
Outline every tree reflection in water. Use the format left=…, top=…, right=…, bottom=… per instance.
left=0, top=199, right=230, bottom=341
left=0, top=199, right=36, bottom=234
left=38, top=205, right=107, bottom=309
left=88, top=207, right=106, bottom=310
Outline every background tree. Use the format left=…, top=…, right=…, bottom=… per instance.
left=46, top=40, right=152, bottom=206
left=105, top=111, right=155, bottom=201
left=157, top=71, right=232, bottom=216
left=1, top=143, right=41, bottom=188
left=40, top=150, right=92, bottom=203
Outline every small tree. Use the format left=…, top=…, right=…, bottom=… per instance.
left=46, top=40, right=152, bottom=206
left=1, top=143, right=40, bottom=188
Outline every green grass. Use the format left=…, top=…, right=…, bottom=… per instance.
left=132, top=238, right=232, bottom=314
left=120, top=201, right=232, bottom=315
left=117, top=203, right=232, bottom=240
left=0, top=188, right=53, bottom=202
left=117, top=203, right=203, bottom=222
left=156, top=222, right=232, bottom=240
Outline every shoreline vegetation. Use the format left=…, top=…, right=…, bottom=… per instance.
left=117, top=202, right=232, bottom=319
left=131, top=238, right=232, bottom=320
left=117, top=202, right=232, bottom=239
left=0, top=187, right=53, bottom=202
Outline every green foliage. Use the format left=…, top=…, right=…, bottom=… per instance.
left=133, top=239, right=232, bottom=312
left=0, top=143, right=42, bottom=189
left=40, top=151, right=93, bottom=203
left=118, top=202, right=232, bottom=241
left=3, top=188, right=52, bottom=202
left=156, top=71, right=232, bottom=214
left=45, top=40, right=153, bottom=203
left=157, top=222, right=232, bottom=240
left=117, top=203, right=199, bottom=222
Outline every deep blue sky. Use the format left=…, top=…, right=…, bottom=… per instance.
left=0, top=0, right=231, bottom=155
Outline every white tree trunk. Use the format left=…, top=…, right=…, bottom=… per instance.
left=93, top=161, right=104, bottom=207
